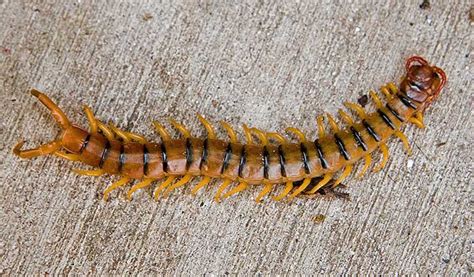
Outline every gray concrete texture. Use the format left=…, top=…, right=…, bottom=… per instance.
left=0, top=0, right=472, bottom=275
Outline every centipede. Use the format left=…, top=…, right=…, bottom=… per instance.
left=13, top=56, right=446, bottom=203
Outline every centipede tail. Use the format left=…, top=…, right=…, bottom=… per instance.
left=14, top=56, right=447, bottom=203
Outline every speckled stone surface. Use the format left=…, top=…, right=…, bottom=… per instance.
left=1, top=0, right=472, bottom=274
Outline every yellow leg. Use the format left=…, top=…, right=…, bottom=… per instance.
left=223, top=182, right=249, bottom=199
left=103, top=177, right=130, bottom=201
left=83, top=105, right=98, bottom=133
left=317, top=115, right=326, bottom=138
left=214, top=178, right=232, bottom=202
left=97, top=121, right=115, bottom=141
left=307, top=174, right=333, bottom=194
left=153, top=121, right=172, bottom=141
left=124, top=131, right=147, bottom=144
left=197, top=114, right=216, bottom=139
left=369, top=90, right=384, bottom=108
left=127, top=178, right=154, bottom=200
left=251, top=128, right=268, bottom=145
left=242, top=124, right=253, bottom=144
left=72, top=168, right=104, bottom=176
left=13, top=140, right=62, bottom=159
left=338, top=109, right=354, bottom=125
left=289, top=178, right=311, bottom=199
left=387, top=82, right=398, bottom=95
left=220, top=121, right=238, bottom=143
left=285, top=127, right=307, bottom=142
left=30, top=89, right=71, bottom=129
left=255, top=183, right=273, bottom=203
left=357, top=154, right=372, bottom=178
left=344, top=102, right=367, bottom=119
left=326, top=113, right=340, bottom=133
left=153, top=176, right=176, bottom=200
left=394, top=131, right=412, bottom=155
left=164, top=174, right=193, bottom=196
left=373, top=144, right=389, bottom=172
left=380, top=86, right=393, bottom=100
left=109, top=123, right=131, bottom=142
left=54, top=151, right=80, bottom=161
left=333, top=165, right=353, bottom=187
left=170, top=119, right=191, bottom=138
left=409, top=115, right=425, bottom=128
left=273, top=182, right=293, bottom=201
left=266, top=132, right=287, bottom=144
left=191, top=176, right=212, bottom=195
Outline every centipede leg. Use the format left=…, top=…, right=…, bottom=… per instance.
left=197, top=114, right=217, bottom=139
left=307, top=174, right=333, bottom=194
left=13, top=140, right=62, bottom=159
left=394, top=131, right=412, bottom=155
left=222, top=182, right=249, bottom=199
left=103, top=177, right=131, bottom=201
left=214, top=178, right=232, bottom=202
left=54, top=151, right=80, bottom=161
left=338, top=109, right=354, bottom=125
left=344, top=102, right=367, bottom=119
left=83, top=105, right=98, bottom=133
left=220, top=121, right=238, bottom=143
left=250, top=127, right=269, bottom=145
left=191, top=176, right=212, bottom=195
left=369, top=90, right=384, bottom=108
left=109, top=123, right=131, bottom=142
left=273, top=182, right=293, bottom=201
left=164, top=174, right=193, bottom=196
left=333, top=165, right=353, bottom=187
left=373, top=144, right=389, bottom=172
left=409, top=112, right=425, bottom=128
left=255, top=183, right=273, bottom=203
left=170, top=119, right=191, bottom=138
left=380, top=85, right=394, bottom=100
left=242, top=124, right=253, bottom=144
left=127, top=178, right=155, bottom=200
left=97, top=121, right=115, bottom=141
left=285, top=127, right=307, bottom=142
left=110, top=123, right=147, bottom=143
left=316, top=115, right=326, bottom=138
left=357, top=154, right=372, bottom=179
left=266, top=132, right=287, bottom=144
left=326, top=113, right=340, bottom=133
left=289, top=178, right=312, bottom=199
left=153, top=175, right=176, bottom=200
left=153, top=121, right=172, bottom=141
left=72, top=168, right=104, bottom=176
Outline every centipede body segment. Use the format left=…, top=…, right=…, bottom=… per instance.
left=13, top=56, right=447, bottom=202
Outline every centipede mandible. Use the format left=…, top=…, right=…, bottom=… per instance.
left=13, top=56, right=447, bottom=203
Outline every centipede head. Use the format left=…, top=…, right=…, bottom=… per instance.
left=401, top=56, right=447, bottom=112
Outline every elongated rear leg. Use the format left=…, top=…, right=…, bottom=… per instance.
left=13, top=140, right=62, bottom=159
left=14, top=90, right=71, bottom=159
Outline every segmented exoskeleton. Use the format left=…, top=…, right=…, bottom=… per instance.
left=13, top=56, right=447, bottom=202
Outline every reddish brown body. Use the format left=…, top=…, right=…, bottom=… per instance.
left=13, top=56, right=447, bottom=202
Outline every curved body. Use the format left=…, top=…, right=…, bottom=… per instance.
left=13, top=56, right=447, bottom=202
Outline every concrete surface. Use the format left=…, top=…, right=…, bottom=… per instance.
left=1, top=0, right=472, bottom=275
